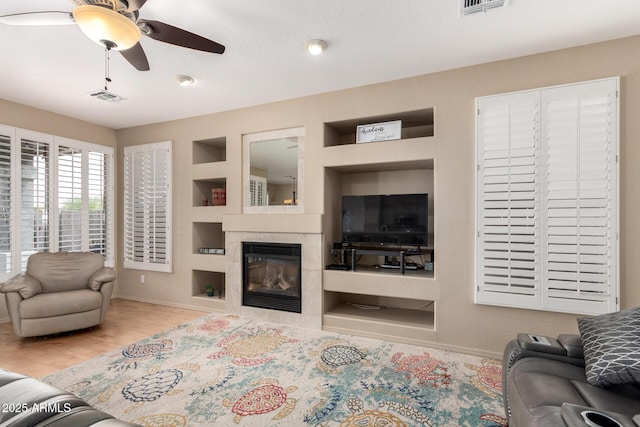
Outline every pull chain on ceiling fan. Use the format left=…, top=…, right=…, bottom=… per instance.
left=0, top=0, right=225, bottom=71
left=104, top=46, right=112, bottom=91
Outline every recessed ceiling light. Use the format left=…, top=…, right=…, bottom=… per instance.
left=175, top=74, right=195, bottom=86
left=306, top=39, right=327, bottom=55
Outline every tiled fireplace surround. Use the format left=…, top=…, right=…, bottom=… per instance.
left=226, top=230, right=323, bottom=329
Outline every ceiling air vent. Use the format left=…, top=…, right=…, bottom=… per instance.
left=461, top=0, right=508, bottom=16
left=88, top=89, right=127, bottom=103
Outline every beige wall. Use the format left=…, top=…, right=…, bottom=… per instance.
left=0, top=99, right=118, bottom=321
left=3, top=35, right=638, bottom=355
left=115, top=35, right=640, bottom=355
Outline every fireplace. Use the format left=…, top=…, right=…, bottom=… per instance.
left=242, top=242, right=302, bottom=313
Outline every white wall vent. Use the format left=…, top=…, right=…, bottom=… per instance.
left=88, top=89, right=127, bottom=103
left=461, top=0, right=508, bottom=16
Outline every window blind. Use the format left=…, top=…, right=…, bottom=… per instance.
left=0, top=126, right=114, bottom=281
left=249, top=175, right=268, bottom=206
left=88, top=150, right=112, bottom=262
left=124, top=141, right=172, bottom=272
left=0, top=127, right=13, bottom=275
left=541, top=81, right=618, bottom=314
left=476, top=78, right=618, bottom=315
left=476, top=91, right=540, bottom=309
left=20, top=138, right=50, bottom=270
left=57, top=145, right=83, bottom=253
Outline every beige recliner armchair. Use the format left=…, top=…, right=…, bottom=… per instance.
left=0, top=252, right=115, bottom=337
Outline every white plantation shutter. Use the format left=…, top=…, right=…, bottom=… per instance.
left=0, top=126, right=14, bottom=276
left=88, top=151, right=113, bottom=264
left=542, top=80, right=618, bottom=314
left=57, top=145, right=83, bottom=252
left=476, top=91, right=540, bottom=308
left=476, top=78, right=618, bottom=315
left=55, top=138, right=114, bottom=266
left=0, top=125, right=114, bottom=281
left=20, top=136, right=51, bottom=269
left=249, top=175, right=268, bottom=206
left=124, top=141, right=172, bottom=272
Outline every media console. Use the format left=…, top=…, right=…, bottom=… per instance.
left=329, top=245, right=433, bottom=275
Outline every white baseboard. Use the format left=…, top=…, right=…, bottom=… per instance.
left=112, top=294, right=210, bottom=314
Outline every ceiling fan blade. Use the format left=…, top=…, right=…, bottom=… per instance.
left=119, top=42, right=150, bottom=71
left=138, top=19, right=225, bottom=54
left=0, top=11, right=74, bottom=26
left=125, top=0, right=147, bottom=12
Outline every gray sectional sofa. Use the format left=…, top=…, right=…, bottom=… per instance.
left=0, top=369, right=138, bottom=426
left=502, top=306, right=640, bottom=427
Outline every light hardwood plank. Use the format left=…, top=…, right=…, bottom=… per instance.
left=0, top=298, right=206, bottom=379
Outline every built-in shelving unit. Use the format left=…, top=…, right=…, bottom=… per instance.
left=190, top=137, right=227, bottom=309
left=322, top=109, right=437, bottom=346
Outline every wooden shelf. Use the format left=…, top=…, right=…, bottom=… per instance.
left=323, top=136, right=434, bottom=172
left=191, top=206, right=227, bottom=223
left=324, top=108, right=434, bottom=147
left=191, top=136, right=228, bottom=301
left=193, top=137, right=226, bottom=164
left=323, top=301, right=435, bottom=345
left=191, top=254, right=225, bottom=272
left=192, top=161, right=228, bottom=180
left=323, top=269, right=436, bottom=300
left=192, top=294, right=227, bottom=311
left=193, top=177, right=226, bottom=207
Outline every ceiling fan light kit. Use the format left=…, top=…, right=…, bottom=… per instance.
left=3, top=0, right=226, bottom=77
left=72, top=5, right=140, bottom=50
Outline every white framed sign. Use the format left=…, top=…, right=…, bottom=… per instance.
left=356, top=120, right=402, bottom=143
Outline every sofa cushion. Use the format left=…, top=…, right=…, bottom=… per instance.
left=20, top=289, right=102, bottom=319
left=577, top=306, right=640, bottom=387
left=27, top=252, right=105, bottom=293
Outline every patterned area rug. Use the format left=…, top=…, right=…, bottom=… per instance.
left=43, top=314, right=506, bottom=426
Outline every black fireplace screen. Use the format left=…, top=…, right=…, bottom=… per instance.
left=242, top=242, right=301, bottom=313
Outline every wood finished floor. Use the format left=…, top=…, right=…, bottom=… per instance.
left=0, top=298, right=206, bottom=379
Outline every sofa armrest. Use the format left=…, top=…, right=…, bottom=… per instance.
left=0, top=273, right=42, bottom=298
left=557, top=333, right=584, bottom=359
left=88, top=267, right=116, bottom=291
left=502, top=334, right=586, bottom=420
left=561, top=403, right=637, bottom=427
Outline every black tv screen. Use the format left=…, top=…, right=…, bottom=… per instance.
left=342, top=193, right=428, bottom=246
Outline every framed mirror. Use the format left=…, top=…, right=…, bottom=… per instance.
left=243, top=127, right=304, bottom=213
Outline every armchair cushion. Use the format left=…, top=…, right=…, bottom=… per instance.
left=20, top=290, right=102, bottom=319
left=1, top=273, right=42, bottom=298
left=88, top=267, right=116, bottom=291
left=577, top=306, right=640, bottom=387
left=27, top=252, right=105, bottom=293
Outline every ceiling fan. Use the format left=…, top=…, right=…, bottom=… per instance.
left=0, top=0, right=225, bottom=71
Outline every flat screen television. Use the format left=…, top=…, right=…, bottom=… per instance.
left=341, top=193, right=428, bottom=247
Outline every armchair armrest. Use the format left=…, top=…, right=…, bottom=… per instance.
left=0, top=273, right=42, bottom=298
left=88, top=267, right=116, bottom=291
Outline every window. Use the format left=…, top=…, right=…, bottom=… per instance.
left=249, top=175, right=268, bottom=206
left=475, top=78, right=619, bottom=315
left=0, top=125, right=114, bottom=281
left=124, top=141, right=172, bottom=272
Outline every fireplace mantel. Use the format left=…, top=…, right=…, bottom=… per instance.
left=223, top=214, right=323, bottom=234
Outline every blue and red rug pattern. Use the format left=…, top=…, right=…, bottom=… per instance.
left=44, top=314, right=506, bottom=426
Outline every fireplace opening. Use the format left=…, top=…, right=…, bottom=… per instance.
left=242, top=242, right=301, bottom=313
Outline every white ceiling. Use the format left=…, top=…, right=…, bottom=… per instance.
left=1, top=0, right=639, bottom=130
